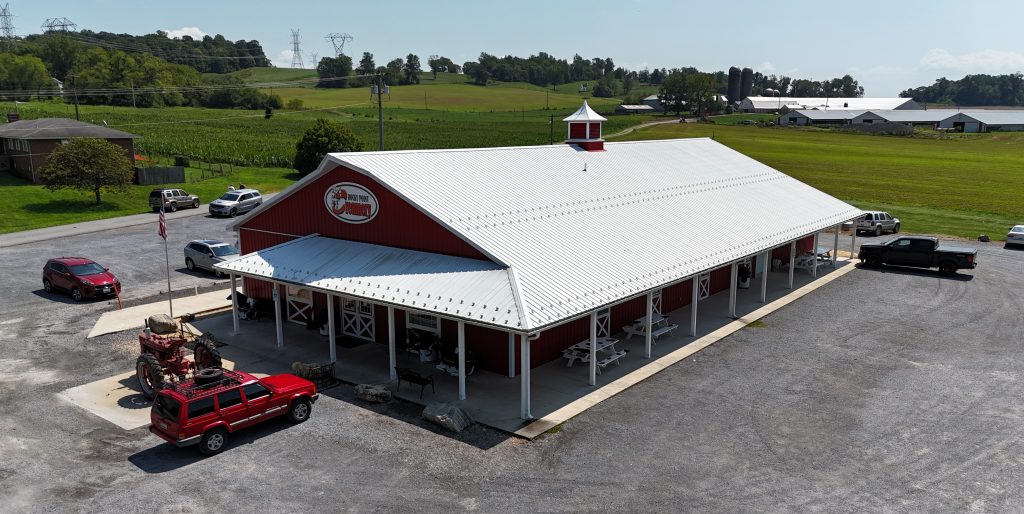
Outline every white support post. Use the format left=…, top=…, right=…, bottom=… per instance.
left=457, top=321, right=466, bottom=401
left=788, top=241, right=796, bottom=289
left=760, top=251, right=769, bottom=303
left=589, top=311, right=597, bottom=386
left=644, top=291, right=654, bottom=358
left=273, top=284, right=283, bottom=349
left=388, top=306, right=396, bottom=380
left=507, top=332, right=515, bottom=378
left=690, top=277, right=698, bottom=337
left=833, top=224, right=840, bottom=268
left=812, top=232, right=820, bottom=277
left=520, top=334, right=532, bottom=420
left=327, top=295, right=337, bottom=363
left=851, top=224, right=858, bottom=263
left=230, top=273, right=239, bottom=335
left=729, top=262, right=738, bottom=318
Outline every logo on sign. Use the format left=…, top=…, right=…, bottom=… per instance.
left=324, top=182, right=378, bottom=224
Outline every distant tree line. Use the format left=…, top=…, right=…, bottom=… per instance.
left=900, top=73, right=1024, bottom=106
left=23, top=30, right=269, bottom=73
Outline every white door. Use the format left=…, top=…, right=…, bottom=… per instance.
left=343, top=298, right=375, bottom=341
left=286, top=286, right=312, bottom=325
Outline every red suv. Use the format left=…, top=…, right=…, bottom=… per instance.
left=149, top=369, right=318, bottom=456
left=42, top=257, right=121, bottom=301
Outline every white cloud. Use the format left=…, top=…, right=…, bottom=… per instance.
left=163, top=26, right=207, bottom=40
left=755, top=61, right=775, bottom=73
left=920, top=48, right=1024, bottom=72
left=274, top=49, right=294, bottom=68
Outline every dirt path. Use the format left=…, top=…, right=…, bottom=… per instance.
left=605, top=117, right=681, bottom=138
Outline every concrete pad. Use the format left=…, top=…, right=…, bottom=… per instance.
left=87, top=289, right=231, bottom=338
left=58, top=358, right=238, bottom=430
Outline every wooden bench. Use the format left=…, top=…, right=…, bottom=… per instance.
left=595, top=350, right=627, bottom=373
left=394, top=367, right=435, bottom=399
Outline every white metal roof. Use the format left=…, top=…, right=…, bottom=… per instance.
left=864, top=110, right=960, bottom=122
left=616, top=104, right=656, bottom=111
left=563, top=100, right=607, bottom=122
left=745, top=97, right=918, bottom=111
left=786, top=109, right=866, bottom=120
left=956, top=110, right=1024, bottom=125
left=217, top=235, right=524, bottom=330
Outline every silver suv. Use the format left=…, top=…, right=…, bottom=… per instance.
left=857, top=211, right=900, bottom=236
left=149, top=189, right=200, bottom=212
left=208, top=189, right=262, bottom=217
left=184, top=239, right=239, bottom=277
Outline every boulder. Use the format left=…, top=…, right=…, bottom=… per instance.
left=291, top=361, right=315, bottom=378
left=422, top=402, right=473, bottom=432
left=979, top=234, right=991, bottom=242
left=355, top=384, right=392, bottom=403
left=147, top=314, right=177, bottom=334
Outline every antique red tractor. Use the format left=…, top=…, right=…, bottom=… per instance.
left=136, top=314, right=222, bottom=399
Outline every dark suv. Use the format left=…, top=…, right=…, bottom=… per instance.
left=43, top=257, right=121, bottom=301
left=149, top=369, right=318, bottom=455
left=149, top=188, right=200, bottom=212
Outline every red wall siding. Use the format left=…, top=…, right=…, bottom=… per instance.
left=569, top=122, right=587, bottom=139
left=662, top=279, right=694, bottom=313
left=588, top=122, right=601, bottom=138
left=240, top=164, right=487, bottom=260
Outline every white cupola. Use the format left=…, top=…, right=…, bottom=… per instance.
left=563, top=100, right=607, bottom=151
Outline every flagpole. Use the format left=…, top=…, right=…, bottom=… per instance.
left=164, top=236, right=174, bottom=318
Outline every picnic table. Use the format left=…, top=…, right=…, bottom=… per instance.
left=562, top=337, right=627, bottom=373
left=622, top=314, right=678, bottom=341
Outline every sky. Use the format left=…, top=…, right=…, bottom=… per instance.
left=10, top=0, right=1024, bottom=96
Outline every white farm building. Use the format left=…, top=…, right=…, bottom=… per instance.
left=742, top=96, right=921, bottom=113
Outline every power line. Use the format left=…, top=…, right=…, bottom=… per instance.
left=324, top=33, right=352, bottom=57
left=0, top=4, right=15, bottom=51
left=0, top=73, right=373, bottom=98
left=289, top=29, right=303, bottom=69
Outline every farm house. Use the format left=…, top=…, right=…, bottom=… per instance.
left=0, top=118, right=138, bottom=183
left=215, top=101, right=862, bottom=428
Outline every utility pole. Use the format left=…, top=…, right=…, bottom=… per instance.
left=70, top=75, right=79, bottom=120
left=130, top=80, right=136, bottom=108
left=371, top=73, right=386, bottom=151
left=549, top=115, right=554, bottom=144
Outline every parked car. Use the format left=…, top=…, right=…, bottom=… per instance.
left=42, top=257, right=121, bottom=301
left=858, top=236, right=977, bottom=275
left=856, top=211, right=900, bottom=236
left=208, top=189, right=262, bottom=217
left=149, top=188, right=200, bottom=213
left=184, top=240, right=240, bottom=277
left=148, top=369, right=318, bottom=456
left=1006, top=225, right=1024, bottom=247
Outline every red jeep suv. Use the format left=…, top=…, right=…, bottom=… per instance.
left=42, top=257, right=121, bottom=301
left=149, top=369, right=318, bottom=455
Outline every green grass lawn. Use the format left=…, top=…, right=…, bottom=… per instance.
left=611, top=124, right=1024, bottom=240
left=0, top=165, right=298, bottom=234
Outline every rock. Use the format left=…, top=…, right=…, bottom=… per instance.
left=422, top=402, right=473, bottom=432
left=979, top=235, right=991, bottom=242
left=147, top=314, right=177, bottom=334
left=355, top=384, right=392, bottom=403
left=291, top=361, right=315, bottom=378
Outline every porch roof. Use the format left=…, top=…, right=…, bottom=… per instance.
left=216, top=235, right=525, bottom=331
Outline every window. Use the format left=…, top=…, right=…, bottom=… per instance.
left=186, top=396, right=216, bottom=419
left=242, top=383, right=271, bottom=400
left=217, top=389, right=243, bottom=409
left=154, top=395, right=181, bottom=421
left=911, top=240, right=933, bottom=251
left=408, top=312, right=439, bottom=332
left=892, top=239, right=912, bottom=249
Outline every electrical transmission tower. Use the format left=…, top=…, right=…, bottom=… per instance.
left=0, top=4, right=15, bottom=51
left=289, top=29, right=304, bottom=69
left=41, top=17, right=76, bottom=33
left=324, top=33, right=352, bottom=57
left=308, top=51, right=319, bottom=67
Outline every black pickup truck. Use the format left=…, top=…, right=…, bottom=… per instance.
left=858, top=236, right=977, bottom=275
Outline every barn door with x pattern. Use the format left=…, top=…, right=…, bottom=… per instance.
left=286, top=286, right=312, bottom=325
left=652, top=289, right=663, bottom=316
left=697, top=273, right=711, bottom=300
left=342, top=298, right=375, bottom=341
left=595, top=307, right=611, bottom=337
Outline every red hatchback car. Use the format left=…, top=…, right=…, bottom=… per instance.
left=149, top=369, right=318, bottom=456
left=42, top=257, right=121, bottom=301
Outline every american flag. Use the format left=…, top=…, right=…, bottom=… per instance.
left=158, top=203, right=167, bottom=240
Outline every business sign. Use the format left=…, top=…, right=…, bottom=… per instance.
left=324, top=182, right=378, bottom=224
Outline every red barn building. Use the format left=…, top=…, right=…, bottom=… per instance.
left=0, top=118, right=138, bottom=183
left=218, top=102, right=861, bottom=420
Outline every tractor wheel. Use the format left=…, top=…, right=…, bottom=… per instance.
left=199, top=428, right=228, bottom=456
left=136, top=353, right=165, bottom=399
left=194, top=367, right=224, bottom=385
left=193, top=338, right=223, bottom=370
left=287, top=397, right=312, bottom=423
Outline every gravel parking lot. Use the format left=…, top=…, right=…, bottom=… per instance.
left=2, top=229, right=1023, bottom=512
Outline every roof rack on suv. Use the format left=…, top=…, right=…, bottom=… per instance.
left=165, top=369, right=249, bottom=398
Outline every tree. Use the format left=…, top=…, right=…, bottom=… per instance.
left=39, top=138, right=133, bottom=205
left=385, top=58, right=403, bottom=86
left=659, top=72, right=687, bottom=115
left=293, top=119, right=365, bottom=175
left=684, top=72, right=717, bottom=116
left=403, top=53, right=421, bottom=84
left=316, top=54, right=353, bottom=88
left=353, top=52, right=375, bottom=87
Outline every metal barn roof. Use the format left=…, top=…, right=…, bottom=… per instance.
left=866, top=110, right=960, bottom=122
left=788, top=109, right=867, bottom=120
left=563, top=100, right=607, bottom=122
left=235, top=139, right=860, bottom=333
left=957, top=110, right=1024, bottom=125
left=745, top=97, right=918, bottom=111
left=0, top=118, right=139, bottom=140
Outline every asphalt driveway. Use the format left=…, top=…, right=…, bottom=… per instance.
left=1, top=234, right=1023, bottom=512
